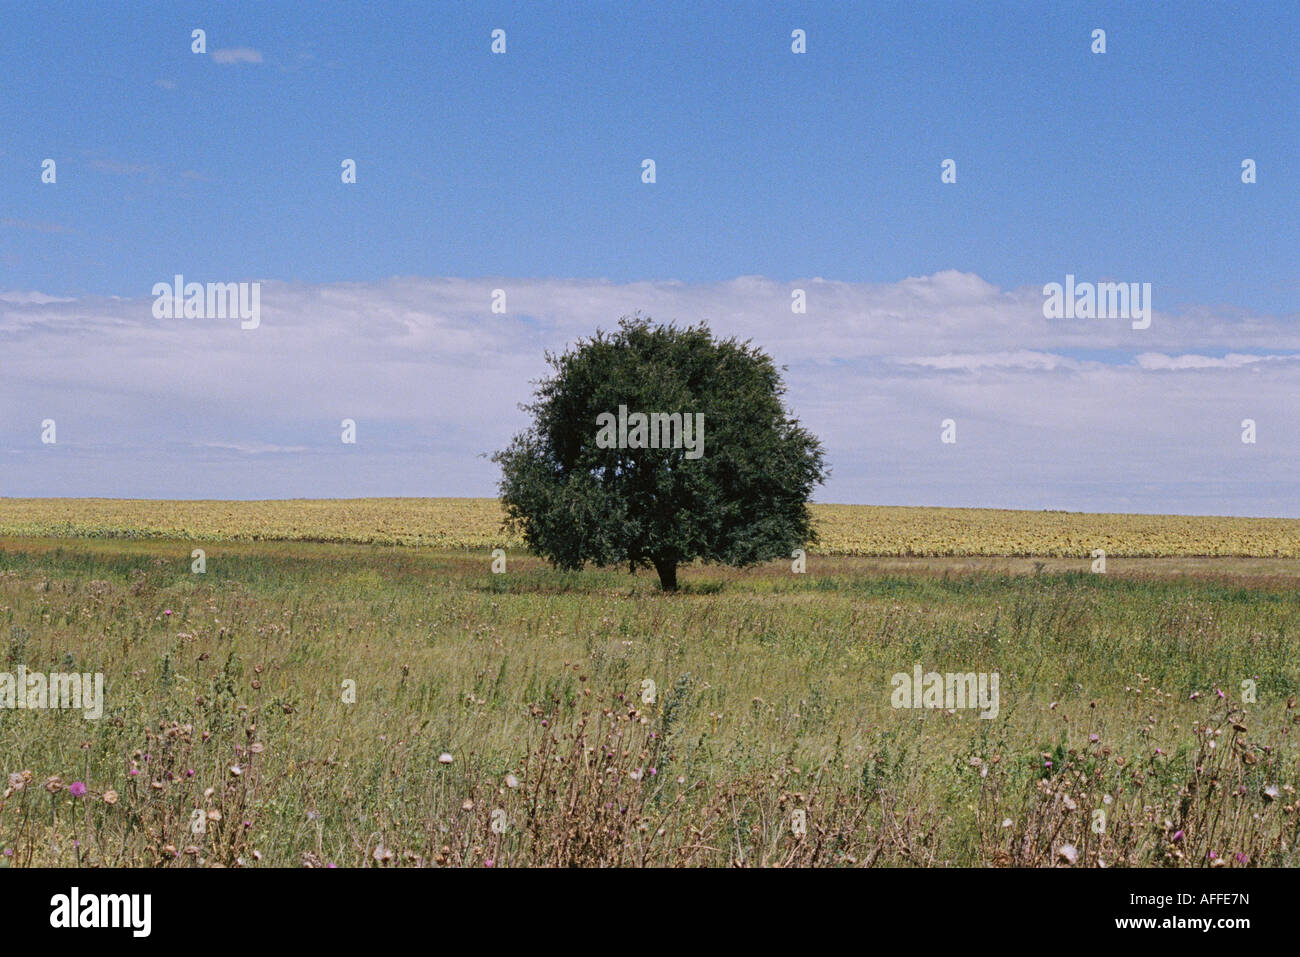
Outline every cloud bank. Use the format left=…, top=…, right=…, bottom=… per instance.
left=1, top=272, right=1296, bottom=515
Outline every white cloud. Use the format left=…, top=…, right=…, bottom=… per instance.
left=0, top=273, right=1295, bottom=514
left=0, top=290, right=75, bottom=304
left=210, top=48, right=264, bottom=65
left=893, top=351, right=1081, bottom=372
left=194, top=441, right=309, bottom=455
left=1135, top=352, right=1300, bottom=370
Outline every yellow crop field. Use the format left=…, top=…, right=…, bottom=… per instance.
left=0, top=497, right=1297, bottom=557
left=0, top=498, right=517, bottom=549
left=810, top=504, right=1300, bottom=558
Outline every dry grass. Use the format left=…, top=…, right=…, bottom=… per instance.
left=1, top=536, right=1298, bottom=867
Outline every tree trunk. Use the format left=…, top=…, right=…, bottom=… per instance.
left=653, top=558, right=678, bottom=592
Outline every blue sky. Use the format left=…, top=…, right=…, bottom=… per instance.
left=4, top=1, right=1295, bottom=308
left=1, top=2, right=1297, bottom=513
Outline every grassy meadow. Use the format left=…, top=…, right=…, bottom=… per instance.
left=1, top=501, right=1298, bottom=867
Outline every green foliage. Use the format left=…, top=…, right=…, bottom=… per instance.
left=494, top=316, right=828, bottom=589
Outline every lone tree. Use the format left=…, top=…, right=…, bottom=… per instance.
left=493, top=316, right=828, bottom=591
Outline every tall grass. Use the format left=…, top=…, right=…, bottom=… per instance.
left=0, top=540, right=1296, bottom=867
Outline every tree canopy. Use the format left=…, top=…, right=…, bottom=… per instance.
left=493, top=316, right=828, bottom=590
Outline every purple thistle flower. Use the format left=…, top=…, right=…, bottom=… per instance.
left=68, top=781, right=87, bottom=797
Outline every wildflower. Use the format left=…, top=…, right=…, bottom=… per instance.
left=438, top=752, right=454, bottom=765
left=102, top=789, right=118, bottom=805
left=1057, top=844, right=1078, bottom=865
left=164, top=609, right=173, bottom=616
left=484, top=859, right=495, bottom=868
left=68, top=781, right=86, bottom=798
left=1088, top=733, right=1099, bottom=743
left=504, top=773, right=519, bottom=789
left=7, top=772, right=24, bottom=791
left=1171, top=829, right=1184, bottom=842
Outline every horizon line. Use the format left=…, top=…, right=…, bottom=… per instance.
left=1, top=495, right=1296, bottom=523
